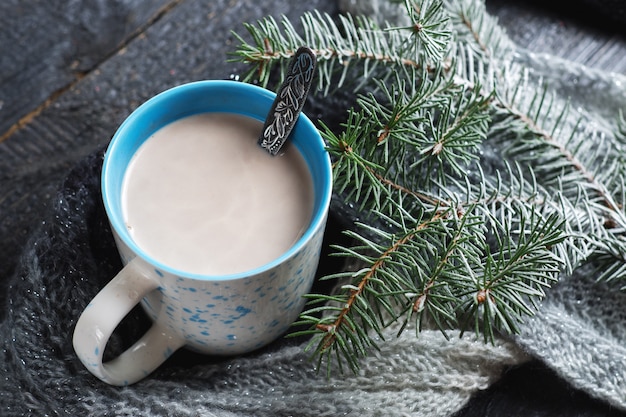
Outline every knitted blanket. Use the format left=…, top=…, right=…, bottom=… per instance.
left=339, top=0, right=626, bottom=411
left=0, top=149, right=523, bottom=416
left=2, top=1, right=626, bottom=416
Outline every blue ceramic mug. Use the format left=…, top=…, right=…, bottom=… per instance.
left=72, top=80, right=332, bottom=386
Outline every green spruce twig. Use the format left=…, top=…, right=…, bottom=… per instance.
left=231, top=0, right=626, bottom=374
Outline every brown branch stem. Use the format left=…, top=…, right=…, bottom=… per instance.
left=457, top=8, right=620, bottom=214
left=317, top=211, right=445, bottom=351
left=245, top=46, right=448, bottom=73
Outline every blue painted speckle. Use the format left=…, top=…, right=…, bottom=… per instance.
left=164, top=347, right=173, bottom=358
left=269, top=319, right=280, bottom=328
left=235, top=305, right=251, bottom=316
left=154, top=269, right=164, bottom=277
left=190, top=314, right=208, bottom=323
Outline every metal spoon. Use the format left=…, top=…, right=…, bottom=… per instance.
left=258, top=46, right=317, bottom=156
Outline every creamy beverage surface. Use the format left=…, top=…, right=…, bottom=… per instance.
left=122, top=113, right=314, bottom=276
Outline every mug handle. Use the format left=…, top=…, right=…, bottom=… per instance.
left=72, top=258, right=185, bottom=386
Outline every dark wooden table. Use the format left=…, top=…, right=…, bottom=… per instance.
left=1, top=1, right=625, bottom=416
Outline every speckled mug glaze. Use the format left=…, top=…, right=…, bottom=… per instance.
left=72, top=81, right=332, bottom=386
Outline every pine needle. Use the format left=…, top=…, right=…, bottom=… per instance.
left=231, top=0, right=626, bottom=374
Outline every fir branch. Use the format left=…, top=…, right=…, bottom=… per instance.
left=447, top=0, right=626, bottom=231
left=397, top=0, right=453, bottom=63
left=295, top=203, right=482, bottom=374
left=233, top=0, right=626, bottom=374
left=448, top=0, right=626, bottom=259
left=230, top=6, right=453, bottom=92
left=323, top=69, right=492, bottom=220
left=488, top=71, right=626, bottom=246
left=589, top=235, right=626, bottom=289
left=295, top=190, right=568, bottom=373
left=599, top=110, right=626, bottom=208
left=445, top=0, right=514, bottom=62
left=417, top=82, right=492, bottom=179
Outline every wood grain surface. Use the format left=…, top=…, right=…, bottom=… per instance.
left=0, top=0, right=339, bottom=289
left=0, top=1, right=624, bottom=416
left=0, top=0, right=175, bottom=137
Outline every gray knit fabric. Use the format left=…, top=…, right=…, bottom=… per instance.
left=340, top=0, right=626, bottom=411
left=514, top=265, right=626, bottom=411
left=0, top=151, right=523, bottom=416
left=2, top=0, right=626, bottom=416
left=504, top=51, right=626, bottom=411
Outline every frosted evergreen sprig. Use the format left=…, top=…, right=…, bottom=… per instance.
left=230, top=2, right=453, bottom=93
left=232, top=0, right=626, bottom=373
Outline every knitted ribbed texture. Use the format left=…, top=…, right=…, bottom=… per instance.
left=513, top=266, right=626, bottom=411
left=3, top=1, right=626, bottom=415
left=0, top=150, right=524, bottom=416
left=505, top=51, right=626, bottom=411
left=339, top=0, right=626, bottom=411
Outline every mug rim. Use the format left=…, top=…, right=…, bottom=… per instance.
left=102, top=80, right=332, bottom=281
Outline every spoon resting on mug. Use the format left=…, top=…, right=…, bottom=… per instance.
left=258, top=46, right=317, bottom=156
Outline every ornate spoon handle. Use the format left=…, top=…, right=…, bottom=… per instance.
left=258, top=46, right=317, bottom=156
